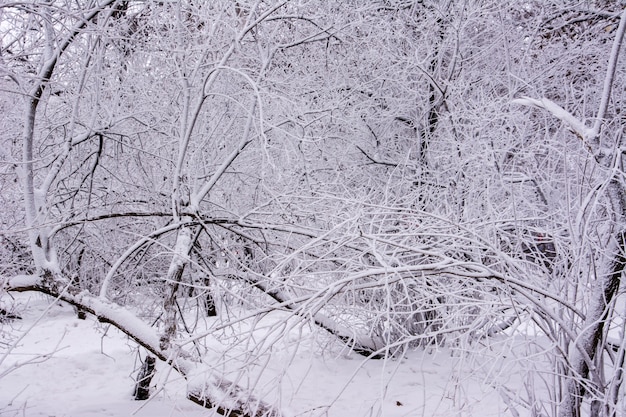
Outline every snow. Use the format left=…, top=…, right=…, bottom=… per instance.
left=1, top=293, right=532, bottom=417
left=0, top=293, right=205, bottom=417
left=4, top=275, right=41, bottom=289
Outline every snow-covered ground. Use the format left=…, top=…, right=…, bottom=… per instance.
left=1, top=293, right=526, bottom=417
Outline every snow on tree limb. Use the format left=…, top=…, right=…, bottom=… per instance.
left=3, top=274, right=284, bottom=417
left=511, top=96, right=592, bottom=141
left=188, top=377, right=282, bottom=417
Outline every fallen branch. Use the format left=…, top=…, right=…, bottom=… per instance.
left=240, top=274, right=384, bottom=359
left=3, top=274, right=283, bottom=417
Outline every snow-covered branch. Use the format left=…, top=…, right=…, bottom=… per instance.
left=3, top=274, right=285, bottom=417
left=511, top=96, right=592, bottom=141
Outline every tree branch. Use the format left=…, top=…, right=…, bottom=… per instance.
left=4, top=274, right=283, bottom=417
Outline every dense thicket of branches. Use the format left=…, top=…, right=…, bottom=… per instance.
left=1, top=1, right=625, bottom=416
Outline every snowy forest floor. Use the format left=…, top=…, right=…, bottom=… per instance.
left=0, top=293, right=532, bottom=417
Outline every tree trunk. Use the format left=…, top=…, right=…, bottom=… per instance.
left=159, top=224, right=195, bottom=351
left=560, top=201, right=625, bottom=417
left=134, top=355, right=156, bottom=400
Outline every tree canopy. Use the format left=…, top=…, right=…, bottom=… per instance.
left=1, top=1, right=626, bottom=416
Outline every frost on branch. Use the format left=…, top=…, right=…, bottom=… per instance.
left=511, top=96, right=593, bottom=141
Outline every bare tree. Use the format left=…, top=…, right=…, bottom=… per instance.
left=3, top=1, right=626, bottom=416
